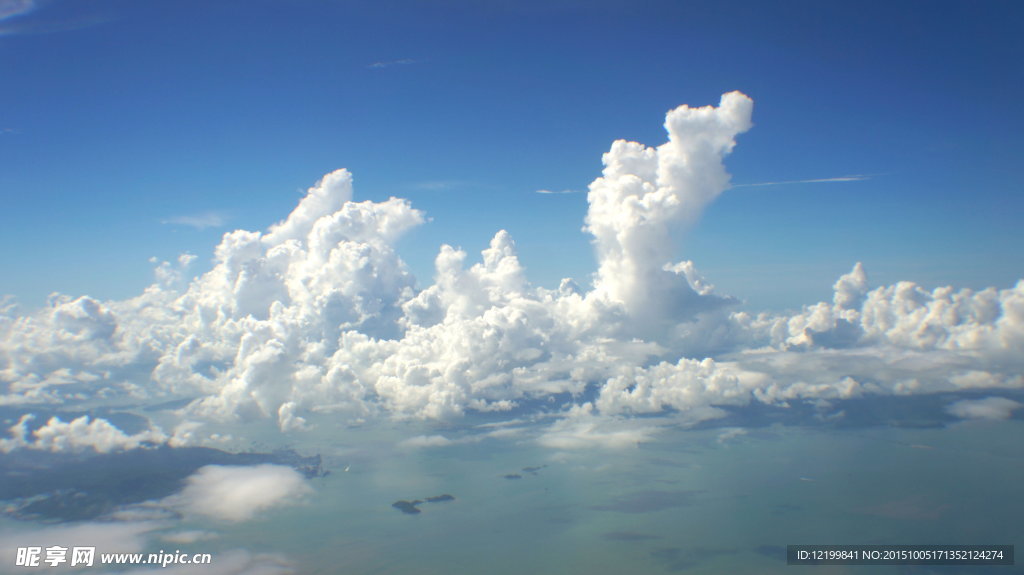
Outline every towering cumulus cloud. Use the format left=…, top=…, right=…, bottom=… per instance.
left=1, top=92, right=1022, bottom=451
left=585, top=92, right=751, bottom=338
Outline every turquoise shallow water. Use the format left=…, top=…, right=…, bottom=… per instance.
left=203, top=419, right=1024, bottom=574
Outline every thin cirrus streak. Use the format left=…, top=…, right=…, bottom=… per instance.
left=730, top=174, right=872, bottom=188
left=161, top=212, right=227, bottom=230
left=0, top=0, right=34, bottom=21
left=367, top=58, right=418, bottom=70
left=0, top=0, right=112, bottom=36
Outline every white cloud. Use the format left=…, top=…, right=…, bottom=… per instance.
left=581, top=92, right=752, bottom=341
left=367, top=58, right=417, bottom=70
left=0, top=0, right=110, bottom=36
left=946, top=397, right=1022, bottom=420
left=150, top=253, right=197, bottom=288
left=535, top=188, right=583, bottom=195
left=537, top=403, right=661, bottom=449
left=0, top=92, right=1021, bottom=446
left=731, top=175, right=871, bottom=188
left=163, top=464, right=312, bottom=522
left=162, top=212, right=227, bottom=230
left=398, top=434, right=454, bottom=449
left=0, top=0, right=34, bottom=21
left=276, top=401, right=308, bottom=432
left=0, top=414, right=166, bottom=453
left=595, top=357, right=750, bottom=416
left=716, top=427, right=747, bottom=444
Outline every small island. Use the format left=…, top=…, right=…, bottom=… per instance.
left=391, top=494, right=455, bottom=514
left=392, top=500, right=423, bottom=514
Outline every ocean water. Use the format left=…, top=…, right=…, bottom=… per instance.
left=1, top=417, right=1021, bottom=574
left=188, top=419, right=1024, bottom=574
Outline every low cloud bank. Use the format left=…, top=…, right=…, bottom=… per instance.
left=164, top=464, right=311, bottom=522
left=946, top=396, right=1021, bottom=420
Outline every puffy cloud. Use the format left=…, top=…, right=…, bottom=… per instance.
left=0, top=91, right=1021, bottom=445
left=716, top=266, right=1024, bottom=412
left=595, top=357, right=750, bottom=416
left=163, top=464, right=311, bottom=522
left=584, top=92, right=752, bottom=339
left=946, top=397, right=1022, bottom=420
left=0, top=294, right=125, bottom=404
left=151, top=254, right=199, bottom=289
left=263, top=169, right=353, bottom=244
left=754, top=264, right=1023, bottom=354
left=537, top=404, right=661, bottom=450
left=2, top=97, right=754, bottom=427
left=0, top=414, right=166, bottom=453
left=276, top=401, right=308, bottom=433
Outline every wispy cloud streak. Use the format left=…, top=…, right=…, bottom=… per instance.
left=367, top=58, right=418, bottom=70
left=162, top=212, right=227, bottom=230
left=536, top=189, right=584, bottom=195
left=731, top=175, right=871, bottom=188
left=0, top=0, right=35, bottom=21
left=0, top=0, right=111, bottom=36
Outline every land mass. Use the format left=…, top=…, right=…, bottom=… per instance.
left=0, top=446, right=327, bottom=522
left=392, top=494, right=456, bottom=514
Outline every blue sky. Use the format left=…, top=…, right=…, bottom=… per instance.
left=1, top=0, right=1022, bottom=310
